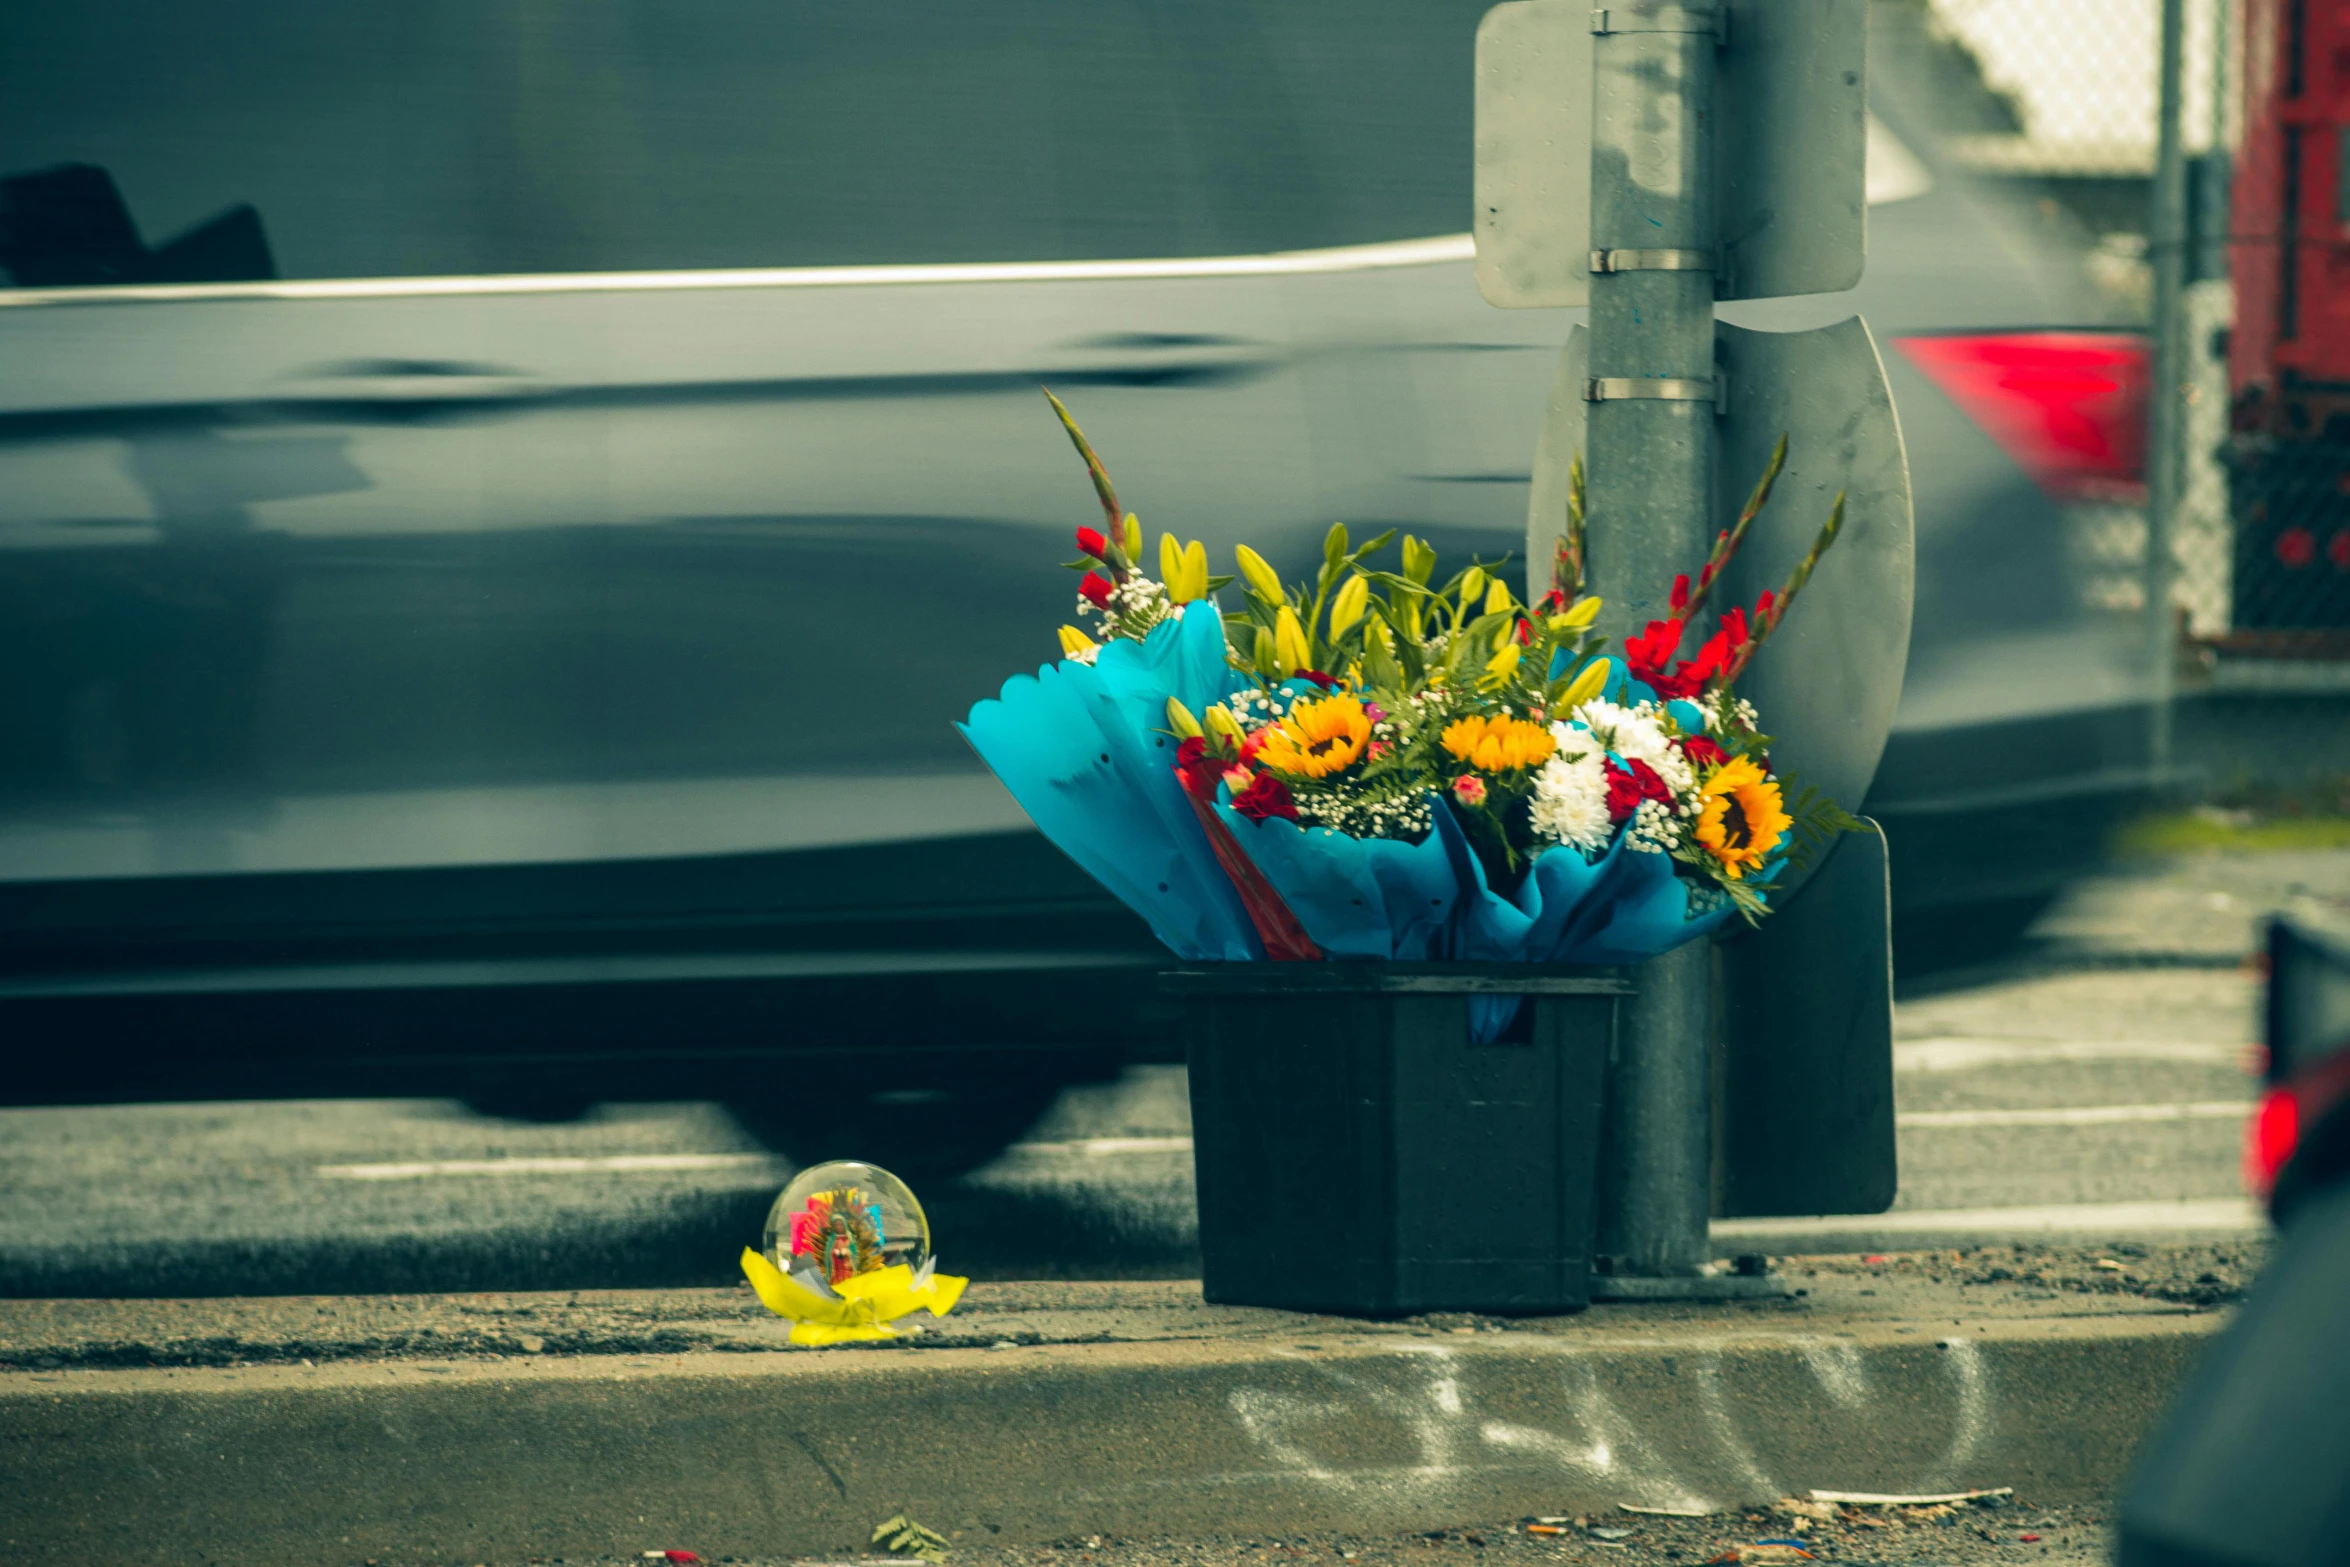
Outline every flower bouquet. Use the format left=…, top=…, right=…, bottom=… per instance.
left=960, top=394, right=1858, bottom=1036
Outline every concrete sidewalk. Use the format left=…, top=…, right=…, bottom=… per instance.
left=0, top=1245, right=2251, bottom=1567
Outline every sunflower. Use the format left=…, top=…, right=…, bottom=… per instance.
left=1692, top=755, right=1791, bottom=880
left=1439, top=714, right=1555, bottom=772
left=1253, top=694, right=1372, bottom=779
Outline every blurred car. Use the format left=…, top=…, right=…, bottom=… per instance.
left=0, top=0, right=2158, bottom=1164
left=2114, top=909, right=2350, bottom=1567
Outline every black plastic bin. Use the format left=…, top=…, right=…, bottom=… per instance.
left=1165, top=963, right=1632, bottom=1315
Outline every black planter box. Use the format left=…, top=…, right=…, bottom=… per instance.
left=1165, top=963, right=1632, bottom=1316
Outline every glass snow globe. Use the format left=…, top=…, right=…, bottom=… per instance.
left=762, top=1160, right=932, bottom=1293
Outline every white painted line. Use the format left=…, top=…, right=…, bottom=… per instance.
left=1006, top=1136, right=1196, bottom=1157
left=1714, top=1198, right=2263, bottom=1242
left=317, top=1153, right=780, bottom=1181
left=1896, top=1100, right=2249, bottom=1129
left=1895, top=1036, right=2245, bottom=1072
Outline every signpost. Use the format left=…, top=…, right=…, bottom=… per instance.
left=1475, top=0, right=1915, bottom=1295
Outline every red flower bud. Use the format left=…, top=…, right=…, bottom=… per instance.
left=1076, top=526, right=1109, bottom=560
left=1079, top=571, right=1115, bottom=608
left=1669, top=573, right=1692, bottom=615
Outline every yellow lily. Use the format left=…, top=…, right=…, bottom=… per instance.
left=1273, top=605, right=1312, bottom=676
left=1458, top=566, right=1486, bottom=605
left=1234, top=544, right=1285, bottom=602
left=1160, top=535, right=1210, bottom=604
left=1121, top=512, right=1143, bottom=561
left=1550, top=594, right=1604, bottom=630
left=1557, top=657, right=1611, bottom=709
left=739, top=1249, right=969, bottom=1347
left=1327, top=574, right=1370, bottom=640
left=1203, top=703, right=1245, bottom=743
left=1483, top=578, right=1513, bottom=617
left=1481, top=641, right=1523, bottom=687
left=1164, top=697, right=1204, bottom=738
left=1058, top=625, right=1099, bottom=658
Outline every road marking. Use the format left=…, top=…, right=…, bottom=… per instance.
left=1714, top=1198, right=2262, bottom=1243
left=1896, top=1100, right=2249, bottom=1128
left=1895, top=1036, right=2244, bottom=1072
left=317, top=1153, right=779, bottom=1180
left=1006, top=1136, right=1196, bottom=1156
left=314, top=1137, right=1196, bottom=1181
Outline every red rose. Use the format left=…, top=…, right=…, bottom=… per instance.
left=1231, top=773, right=1299, bottom=822
left=1452, top=774, right=1488, bottom=808
left=1076, top=526, right=1109, bottom=560
left=1079, top=571, right=1115, bottom=608
left=1680, top=736, right=1727, bottom=770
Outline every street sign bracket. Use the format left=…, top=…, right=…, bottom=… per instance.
left=1582, top=374, right=1728, bottom=415
left=1589, top=247, right=1718, bottom=274
left=1588, top=5, right=1727, bottom=45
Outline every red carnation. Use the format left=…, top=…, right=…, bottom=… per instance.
left=1603, top=757, right=1673, bottom=823
left=1079, top=571, right=1115, bottom=608
left=1681, top=735, right=1727, bottom=770
left=1231, top=773, right=1298, bottom=822
left=1076, top=526, right=1110, bottom=560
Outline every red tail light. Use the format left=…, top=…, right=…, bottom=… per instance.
left=1892, top=333, right=2150, bottom=503
left=2247, top=1087, right=2300, bottom=1199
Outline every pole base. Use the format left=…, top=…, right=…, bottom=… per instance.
left=1589, top=1269, right=1792, bottom=1302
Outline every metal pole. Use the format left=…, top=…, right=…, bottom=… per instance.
left=2146, top=0, right=2191, bottom=789
left=1584, top=1, right=1720, bottom=1283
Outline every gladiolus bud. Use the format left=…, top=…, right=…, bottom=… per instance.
left=1076, top=526, right=1109, bottom=560
left=1273, top=605, right=1311, bottom=676
left=1121, top=512, right=1143, bottom=561
left=1558, top=658, right=1611, bottom=710
left=1328, top=574, right=1369, bottom=639
left=1234, top=544, right=1284, bottom=602
left=1452, top=775, right=1488, bottom=808
left=1079, top=571, right=1115, bottom=609
left=1458, top=566, right=1486, bottom=605
left=1058, top=625, right=1098, bottom=658
left=1164, top=697, right=1204, bottom=738
left=1483, top=578, right=1512, bottom=617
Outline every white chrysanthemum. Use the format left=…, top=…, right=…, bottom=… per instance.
left=1569, top=698, right=1693, bottom=794
left=1530, top=742, right=1611, bottom=853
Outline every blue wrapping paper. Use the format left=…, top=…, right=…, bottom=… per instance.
left=959, top=604, right=1258, bottom=961
left=960, top=603, right=1771, bottom=1031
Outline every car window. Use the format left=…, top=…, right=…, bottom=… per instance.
left=0, top=0, right=1485, bottom=283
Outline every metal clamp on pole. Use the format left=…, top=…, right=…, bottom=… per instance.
left=1590, top=247, right=1717, bottom=274
left=1590, top=6, right=1727, bottom=44
left=1583, top=374, right=1729, bottom=415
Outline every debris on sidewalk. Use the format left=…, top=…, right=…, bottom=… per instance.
left=1807, top=1486, right=2013, bottom=1506
left=874, top=1514, right=951, bottom=1564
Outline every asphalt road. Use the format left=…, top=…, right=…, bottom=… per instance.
left=2, top=849, right=2336, bottom=1298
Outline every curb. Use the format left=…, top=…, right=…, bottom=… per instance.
left=1, top=1300, right=2214, bottom=1567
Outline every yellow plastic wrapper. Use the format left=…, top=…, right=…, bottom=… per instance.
left=740, top=1249, right=967, bottom=1345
